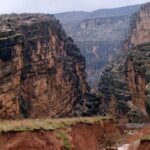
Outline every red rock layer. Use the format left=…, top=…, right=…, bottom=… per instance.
left=0, top=14, right=98, bottom=119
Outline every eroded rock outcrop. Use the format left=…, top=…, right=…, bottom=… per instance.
left=0, top=117, right=120, bottom=150
left=98, top=3, right=150, bottom=122
left=129, top=3, right=150, bottom=47
left=98, top=57, right=131, bottom=117
left=0, top=30, right=23, bottom=119
left=99, top=44, right=150, bottom=122
left=0, top=14, right=99, bottom=119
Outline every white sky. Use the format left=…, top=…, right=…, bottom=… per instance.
left=0, top=0, right=150, bottom=14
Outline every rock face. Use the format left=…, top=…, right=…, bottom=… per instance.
left=98, top=4, right=150, bottom=122
left=76, top=16, right=130, bottom=89
left=124, top=3, right=150, bottom=121
left=56, top=5, right=140, bottom=89
left=99, top=45, right=150, bottom=122
left=129, top=3, right=150, bottom=47
left=0, top=31, right=23, bottom=119
left=0, top=14, right=98, bottom=119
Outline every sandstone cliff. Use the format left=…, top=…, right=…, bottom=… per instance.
left=129, top=3, right=150, bottom=47
left=0, top=30, right=23, bottom=119
left=99, top=44, right=150, bottom=122
left=0, top=14, right=98, bottom=119
left=98, top=3, right=150, bottom=122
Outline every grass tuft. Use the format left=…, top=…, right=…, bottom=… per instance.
left=141, top=135, right=150, bottom=141
left=56, top=130, right=71, bottom=150
left=0, top=116, right=113, bottom=133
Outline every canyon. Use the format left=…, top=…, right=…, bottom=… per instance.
left=0, top=2, right=150, bottom=150
left=56, top=5, right=140, bottom=88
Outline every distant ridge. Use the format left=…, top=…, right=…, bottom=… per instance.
left=55, top=4, right=141, bottom=23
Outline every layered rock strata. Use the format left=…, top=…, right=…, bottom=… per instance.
left=99, top=45, right=150, bottom=122
left=98, top=3, right=150, bottom=122
left=128, top=3, right=150, bottom=47
left=0, top=14, right=99, bottom=119
left=0, top=30, right=23, bottom=119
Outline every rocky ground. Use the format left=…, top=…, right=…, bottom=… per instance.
left=0, top=116, right=119, bottom=150
left=0, top=116, right=149, bottom=150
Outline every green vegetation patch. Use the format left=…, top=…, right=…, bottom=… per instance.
left=141, top=135, right=150, bottom=141
left=0, top=116, right=112, bottom=133
left=0, top=34, right=21, bottom=41
left=56, top=130, right=71, bottom=150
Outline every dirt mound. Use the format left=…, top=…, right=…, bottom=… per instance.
left=0, top=131, right=63, bottom=150
left=0, top=117, right=120, bottom=150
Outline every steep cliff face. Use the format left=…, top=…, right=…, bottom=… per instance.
left=98, top=4, right=150, bottom=122
left=99, top=45, right=150, bottom=122
left=0, top=30, right=23, bottom=119
left=0, top=14, right=98, bottom=119
left=98, top=57, right=132, bottom=117
left=129, top=3, right=150, bottom=47
left=124, top=45, right=150, bottom=121
left=126, top=3, right=150, bottom=120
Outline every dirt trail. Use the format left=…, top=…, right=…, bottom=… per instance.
left=117, top=123, right=150, bottom=150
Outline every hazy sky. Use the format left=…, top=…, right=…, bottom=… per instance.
left=0, top=0, right=150, bottom=14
